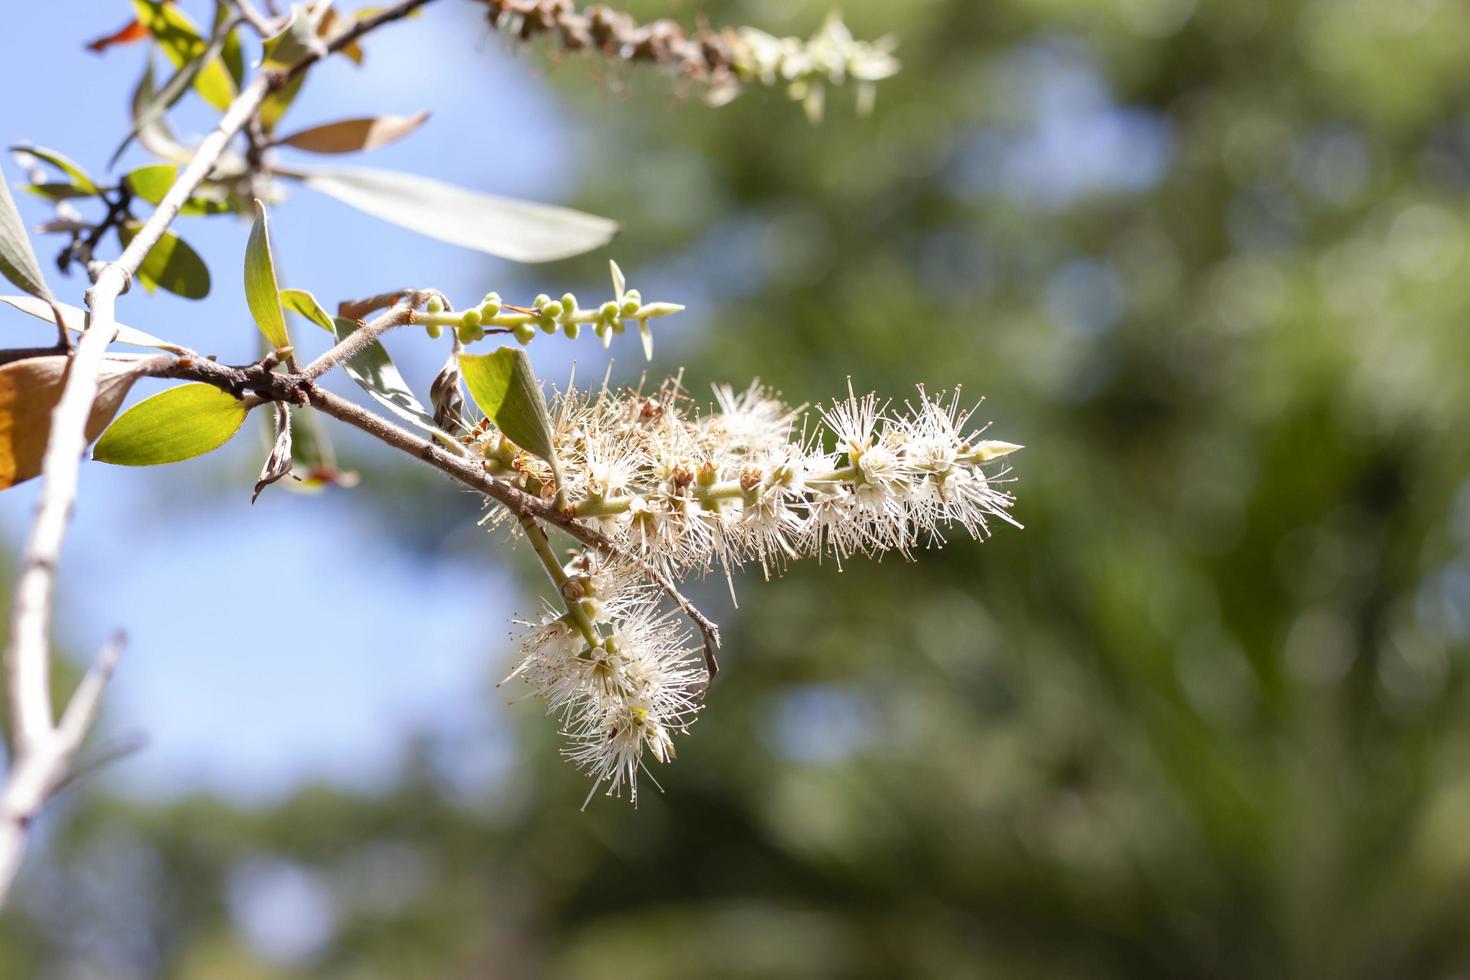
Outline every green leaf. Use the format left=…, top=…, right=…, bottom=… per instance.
left=25, top=182, right=97, bottom=202
left=259, top=73, right=306, bottom=134
left=244, top=200, right=290, bottom=349
left=280, top=288, right=335, bottom=332
left=129, top=56, right=193, bottom=164
left=93, top=382, right=249, bottom=466
left=277, top=111, right=431, bottom=154
left=125, top=164, right=231, bottom=215
left=119, top=222, right=211, bottom=300
left=1, top=355, right=148, bottom=488
left=297, top=167, right=617, bottom=263
left=329, top=316, right=447, bottom=437
left=12, top=145, right=98, bottom=195
left=215, top=1, right=246, bottom=88
left=132, top=0, right=237, bottom=112
left=459, top=347, right=556, bottom=463
left=0, top=169, right=53, bottom=301
left=1, top=295, right=186, bottom=353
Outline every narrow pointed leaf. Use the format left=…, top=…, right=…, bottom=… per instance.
left=609, top=259, right=625, bottom=303
left=131, top=0, right=237, bottom=111
left=93, top=382, right=249, bottom=466
left=298, top=167, right=617, bottom=263
left=1, top=295, right=185, bottom=352
left=252, top=403, right=295, bottom=502
left=280, top=288, right=335, bottom=331
left=277, top=111, right=431, bottom=155
left=1, top=354, right=150, bottom=488
left=261, top=4, right=326, bottom=71
left=260, top=73, right=306, bottom=134
left=119, top=221, right=211, bottom=299
left=329, top=316, right=447, bottom=437
left=459, top=347, right=556, bottom=463
left=25, top=182, right=97, bottom=202
left=244, top=200, right=290, bottom=349
left=215, top=1, right=245, bottom=87
left=12, top=145, right=97, bottom=195
left=0, top=170, right=53, bottom=300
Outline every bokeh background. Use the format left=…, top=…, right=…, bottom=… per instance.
left=5, top=0, right=1470, bottom=976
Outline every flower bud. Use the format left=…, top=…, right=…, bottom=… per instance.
left=460, top=308, right=482, bottom=328
left=458, top=321, right=485, bottom=344
left=599, top=300, right=619, bottom=321
left=426, top=323, right=443, bottom=340
left=514, top=322, right=537, bottom=344
left=563, top=321, right=581, bottom=340
left=560, top=292, right=578, bottom=315
left=538, top=313, right=558, bottom=334
left=595, top=322, right=613, bottom=348
left=533, top=293, right=551, bottom=310
left=426, top=296, right=444, bottom=314
left=480, top=292, right=502, bottom=318
left=621, top=291, right=642, bottom=317
left=542, top=300, right=564, bottom=320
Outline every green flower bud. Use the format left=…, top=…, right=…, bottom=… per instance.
left=621, top=290, right=642, bottom=317
left=563, top=321, right=581, bottom=340
left=538, top=313, right=558, bottom=334
left=480, top=292, right=502, bottom=318
left=458, top=321, right=484, bottom=344
left=533, top=293, right=551, bottom=310
left=560, top=292, right=578, bottom=315
left=595, top=322, right=613, bottom=348
left=460, top=308, right=482, bottom=328
left=611, top=317, right=627, bottom=334
left=426, top=323, right=443, bottom=340
left=426, top=296, right=444, bottom=314
left=542, top=300, right=564, bottom=320
left=514, top=322, right=536, bottom=344
left=599, top=300, right=619, bottom=321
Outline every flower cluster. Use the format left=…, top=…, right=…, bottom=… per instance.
left=493, top=378, right=1020, bottom=803
left=504, top=559, right=704, bottom=806
left=482, top=379, right=1022, bottom=578
left=727, top=12, right=901, bottom=121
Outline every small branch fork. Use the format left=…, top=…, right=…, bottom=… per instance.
left=0, top=0, right=435, bottom=908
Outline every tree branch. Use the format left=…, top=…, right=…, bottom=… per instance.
left=0, top=0, right=440, bottom=908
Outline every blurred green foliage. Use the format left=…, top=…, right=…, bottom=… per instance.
left=6, top=0, right=1470, bottom=975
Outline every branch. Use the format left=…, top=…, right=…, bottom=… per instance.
left=0, top=0, right=439, bottom=907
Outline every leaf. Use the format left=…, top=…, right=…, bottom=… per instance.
left=298, top=167, right=617, bottom=263
left=277, top=111, right=430, bottom=155
left=125, top=164, right=231, bottom=215
left=244, top=200, right=290, bottom=349
left=93, top=382, right=249, bottom=466
left=215, top=1, right=245, bottom=88
left=317, top=8, right=364, bottom=64
left=280, top=288, right=335, bottom=332
left=459, top=347, right=556, bottom=463
left=330, top=316, right=446, bottom=437
left=252, top=403, right=295, bottom=502
left=1, top=295, right=186, bottom=353
left=0, top=169, right=53, bottom=301
left=1, top=355, right=148, bottom=489
left=119, top=222, right=211, bottom=300
left=130, top=57, right=193, bottom=163
left=287, top=405, right=356, bottom=491
left=259, top=73, right=306, bottom=134
left=87, top=18, right=150, bottom=53
left=131, top=0, right=237, bottom=112
left=261, top=4, right=327, bottom=71
left=12, top=145, right=98, bottom=195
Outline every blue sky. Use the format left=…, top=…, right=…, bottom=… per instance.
left=0, top=0, right=652, bottom=803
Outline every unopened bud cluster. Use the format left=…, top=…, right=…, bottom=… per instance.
left=418, top=262, right=681, bottom=359
left=724, top=12, right=900, bottom=120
